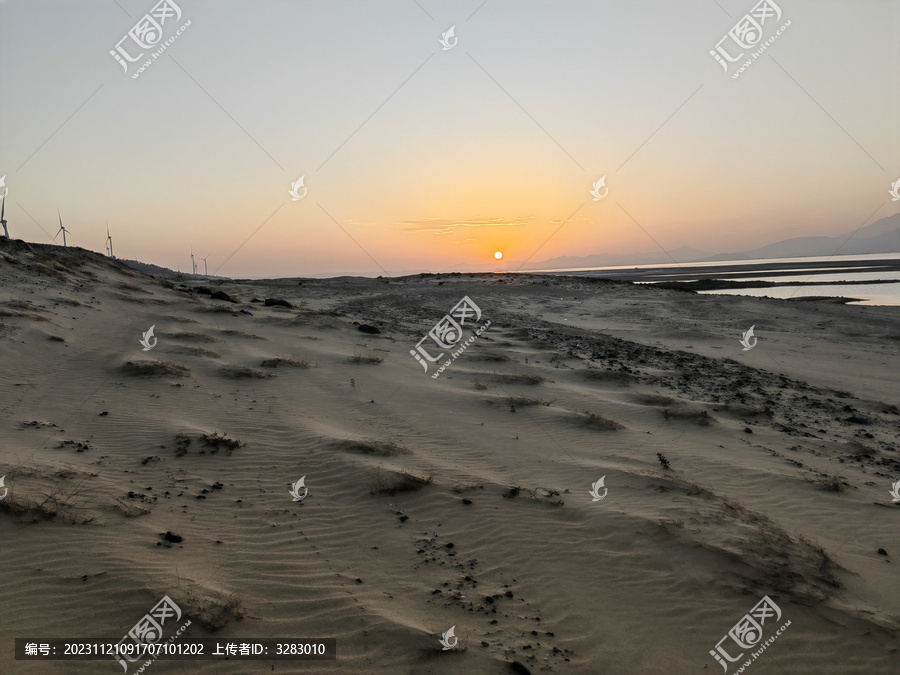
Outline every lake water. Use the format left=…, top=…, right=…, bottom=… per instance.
left=540, top=253, right=900, bottom=307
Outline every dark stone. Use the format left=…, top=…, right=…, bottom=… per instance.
left=511, top=662, right=532, bottom=674
left=878, top=548, right=888, bottom=555
left=846, top=414, right=871, bottom=424
left=445, top=543, right=454, bottom=549
left=195, top=287, right=212, bottom=295
left=355, top=578, right=363, bottom=584
left=432, top=589, right=442, bottom=594
left=398, top=515, right=409, bottom=522
left=250, top=298, right=262, bottom=303
left=484, top=596, right=493, bottom=603
left=239, top=309, right=253, bottom=316
left=744, top=427, right=753, bottom=434
left=211, top=291, right=236, bottom=302
left=462, top=498, right=473, bottom=505
left=264, top=298, right=292, bottom=308
left=163, top=531, right=182, bottom=543
left=358, top=324, right=380, bottom=334
left=481, top=641, right=489, bottom=647
left=99, top=411, right=108, bottom=416
left=212, top=482, right=223, bottom=490
left=505, top=590, right=513, bottom=598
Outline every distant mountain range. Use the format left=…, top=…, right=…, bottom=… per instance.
left=523, top=213, right=900, bottom=271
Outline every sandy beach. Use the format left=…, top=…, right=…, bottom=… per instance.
left=1, top=238, right=898, bottom=674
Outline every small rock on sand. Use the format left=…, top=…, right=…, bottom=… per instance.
left=211, top=291, right=237, bottom=302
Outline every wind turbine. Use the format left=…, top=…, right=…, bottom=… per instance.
left=55, top=210, right=70, bottom=247
left=0, top=177, right=8, bottom=239
left=106, top=223, right=115, bottom=259
left=202, top=254, right=210, bottom=276
left=190, top=248, right=197, bottom=275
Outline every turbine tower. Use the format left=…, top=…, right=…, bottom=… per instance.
left=55, top=210, right=70, bottom=247
left=190, top=248, right=197, bottom=275
left=106, top=223, right=115, bottom=259
left=0, top=176, right=9, bottom=238
left=202, top=254, right=210, bottom=276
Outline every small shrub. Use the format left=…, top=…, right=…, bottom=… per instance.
left=174, top=434, right=192, bottom=457
left=200, top=432, right=243, bottom=455
left=657, top=453, right=671, bottom=471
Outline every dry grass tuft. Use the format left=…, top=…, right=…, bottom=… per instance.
left=179, top=589, right=247, bottom=631
left=503, top=484, right=564, bottom=506
left=219, top=365, right=273, bottom=379
left=504, top=396, right=553, bottom=411
left=491, top=372, right=545, bottom=385
left=6, top=299, right=47, bottom=312
left=371, top=467, right=433, bottom=495
left=260, top=357, right=312, bottom=369
left=467, top=351, right=514, bottom=362
left=801, top=472, right=848, bottom=493
left=167, top=345, right=221, bottom=358
left=634, top=393, right=679, bottom=406
left=199, top=432, right=243, bottom=455
left=121, top=360, right=191, bottom=378
left=219, top=330, right=267, bottom=340
left=174, top=433, right=191, bottom=457
left=114, top=499, right=152, bottom=517
left=579, top=369, right=638, bottom=384
left=662, top=408, right=715, bottom=426
left=0, top=480, right=94, bottom=523
left=338, top=439, right=412, bottom=456
left=583, top=412, right=624, bottom=431
left=350, top=350, right=385, bottom=364
left=170, top=331, right=220, bottom=343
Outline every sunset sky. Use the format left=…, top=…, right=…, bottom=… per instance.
left=1, top=0, right=898, bottom=277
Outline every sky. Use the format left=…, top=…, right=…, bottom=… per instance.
left=1, top=0, right=898, bottom=277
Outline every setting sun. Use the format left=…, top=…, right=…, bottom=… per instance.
left=494, top=251, right=503, bottom=260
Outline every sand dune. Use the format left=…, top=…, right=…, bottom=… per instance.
left=1, top=239, right=898, bottom=673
